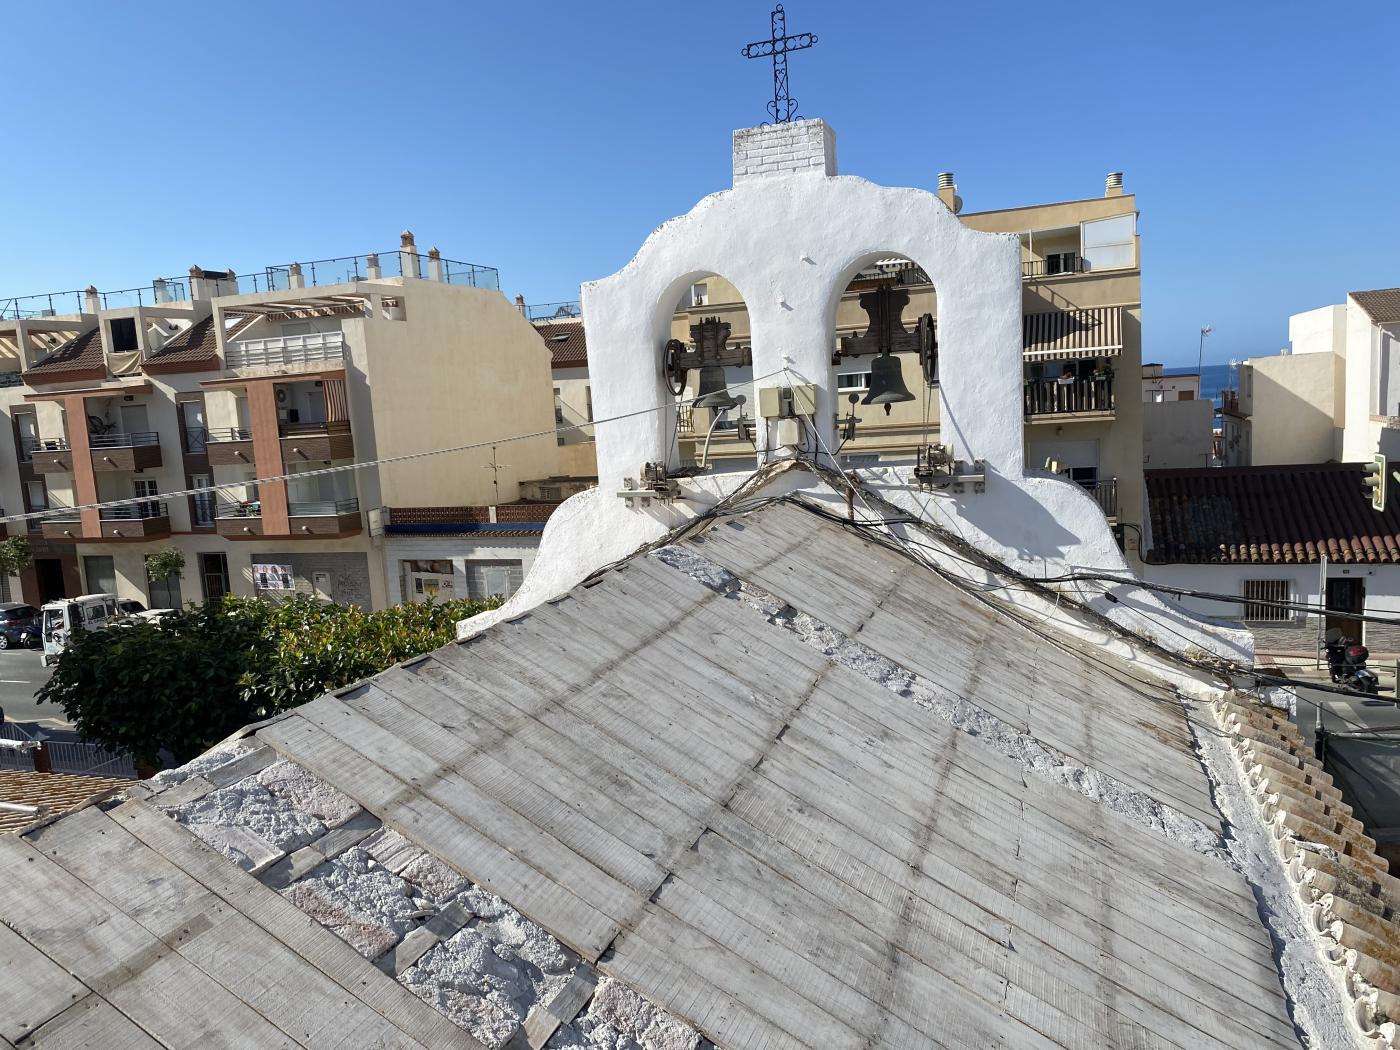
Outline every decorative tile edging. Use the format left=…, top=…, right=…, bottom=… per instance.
left=1216, top=695, right=1400, bottom=1046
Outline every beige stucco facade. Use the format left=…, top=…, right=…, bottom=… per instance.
left=0, top=244, right=559, bottom=610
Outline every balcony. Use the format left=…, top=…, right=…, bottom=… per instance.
left=1024, top=376, right=1115, bottom=419
left=281, top=419, right=353, bottom=462
left=89, top=431, right=162, bottom=471
left=40, top=501, right=171, bottom=542
left=205, top=427, right=254, bottom=467
left=225, top=331, right=346, bottom=371
left=1079, top=478, right=1118, bottom=519
left=1022, top=258, right=1088, bottom=279
left=216, top=497, right=361, bottom=539
left=24, top=438, right=73, bottom=474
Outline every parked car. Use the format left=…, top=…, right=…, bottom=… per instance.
left=0, top=602, right=39, bottom=650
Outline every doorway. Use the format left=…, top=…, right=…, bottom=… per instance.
left=1326, top=577, right=1366, bottom=643
left=35, top=559, right=66, bottom=603
left=200, top=552, right=230, bottom=604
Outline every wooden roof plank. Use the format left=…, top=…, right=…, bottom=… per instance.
left=0, top=922, right=91, bottom=1044
left=0, top=835, right=302, bottom=1049
left=27, top=806, right=437, bottom=1050
left=13, top=995, right=164, bottom=1050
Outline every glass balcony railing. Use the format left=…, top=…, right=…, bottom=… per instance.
left=289, top=498, right=359, bottom=517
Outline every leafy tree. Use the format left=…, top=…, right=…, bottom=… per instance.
left=36, top=605, right=266, bottom=768
left=145, top=548, right=185, bottom=584
left=38, top=593, right=499, bottom=768
left=0, top=536, right=34, bottom=579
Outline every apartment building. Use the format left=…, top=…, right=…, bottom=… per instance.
left=1141, top=363, right=1213, bottom=469
left=0, top=234, right=561, bottom=610
left=1222, top=289, right=1400, bottom=467
left=655, top=171, right=1144, bottom=554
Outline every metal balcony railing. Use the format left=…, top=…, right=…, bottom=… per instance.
left=184, top=427, right=208, bottom=454
left=288, top=498, right=359, bottom=517
left=217, top=499, right=260, bottom=518
left=1079, top=478, right=1118, bottom=518
left=1022, top=258, right=1088, bottom=278
left=100, top=501, right=168, bottom=521
left=23, top=437, right=69, bottom=455
left=206, top=427, right=253, bottom=443
left=88, top=431, right=159, bottom=449
left=279, top=419, right=351, bottom=438
left=1024, top=376, right=1115, bottom=416
left=225, top=330, right=346, bottom=370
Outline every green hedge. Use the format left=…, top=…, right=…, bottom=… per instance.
left=37, top=594, right=498, bottom=768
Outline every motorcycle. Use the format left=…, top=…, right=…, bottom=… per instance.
left=1322, top=629, right=1380, bottom=694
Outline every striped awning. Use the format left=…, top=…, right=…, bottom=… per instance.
left=1023, top=306, right=1123, bottom=360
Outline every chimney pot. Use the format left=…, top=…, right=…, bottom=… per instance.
left=400, top=230, right=416, bottom=248
left=936, top=173, right=962, bottom=214
left=1105, top=171, right=1124, bottom=197
left=189, top=265, right=204, bottom=278
left=428, top=246, right=441, bottom=260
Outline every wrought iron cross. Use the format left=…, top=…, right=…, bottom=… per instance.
left=742, top=4, right=818, bottom=124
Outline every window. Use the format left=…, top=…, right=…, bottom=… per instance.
left=467, top=560, right=523, bottom=600
left=1242, top=579, right=1292, bottom=622
left=690, top=283, right=708, bottom=308
left=837, top=371, right=871, bottom=392
left=191, top=475, right=214, bottom=528
left=1045, top=251, right=1078, bottom=275
left=133, top=478, right=159, bottom=517
left=108, top=317, right=138, bottom=354
left=83, top=555, right=116, bottom=595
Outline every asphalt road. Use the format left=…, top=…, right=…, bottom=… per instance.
left=0, top=649, right=62, bottom=731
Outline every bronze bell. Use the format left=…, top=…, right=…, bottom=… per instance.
left=862, top=352, right=915, bottom=415
left=694, top=365, right=739, bottom=410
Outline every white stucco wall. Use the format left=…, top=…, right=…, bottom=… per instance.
left=1288, top=304, right=1347, bottom=356
left=1145, top=561, right=1400, bottom=653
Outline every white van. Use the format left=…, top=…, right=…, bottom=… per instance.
left=39, top=594, right=120, bottom=667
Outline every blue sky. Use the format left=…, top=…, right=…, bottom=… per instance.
left=4, top=1, right=1395, bottom=366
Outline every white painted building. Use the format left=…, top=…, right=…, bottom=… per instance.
left=1141, top=363, right=1213, bottom=469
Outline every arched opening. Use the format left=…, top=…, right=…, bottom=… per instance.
left=826, top=254, right=940, bottom=470
left=660, top=272, right=761, bottom=474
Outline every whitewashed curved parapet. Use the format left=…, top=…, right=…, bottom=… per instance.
left=581, top=120, right=1022, bottom=496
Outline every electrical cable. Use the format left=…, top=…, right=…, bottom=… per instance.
left=2, top=368, right=791, bottom=526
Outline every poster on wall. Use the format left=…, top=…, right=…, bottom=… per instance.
left=253, top=564, right=295, bottom=591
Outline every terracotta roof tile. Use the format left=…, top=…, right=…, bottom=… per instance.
left=535, top=321, right=587, bottom=369
left=144, top=314, right=257, bottom=374
left=23, top=327, right=105, bottom=382
left=0, top=768, right=130, bottom=834
left=1353, top=288, right=1400, bottom=325
left=1145, top=463, right=1400, bottom=564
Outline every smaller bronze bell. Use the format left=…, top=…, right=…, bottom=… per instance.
left=695, top=365, right=739, bottom=410
left=861, top=352, right=916, bottom=415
